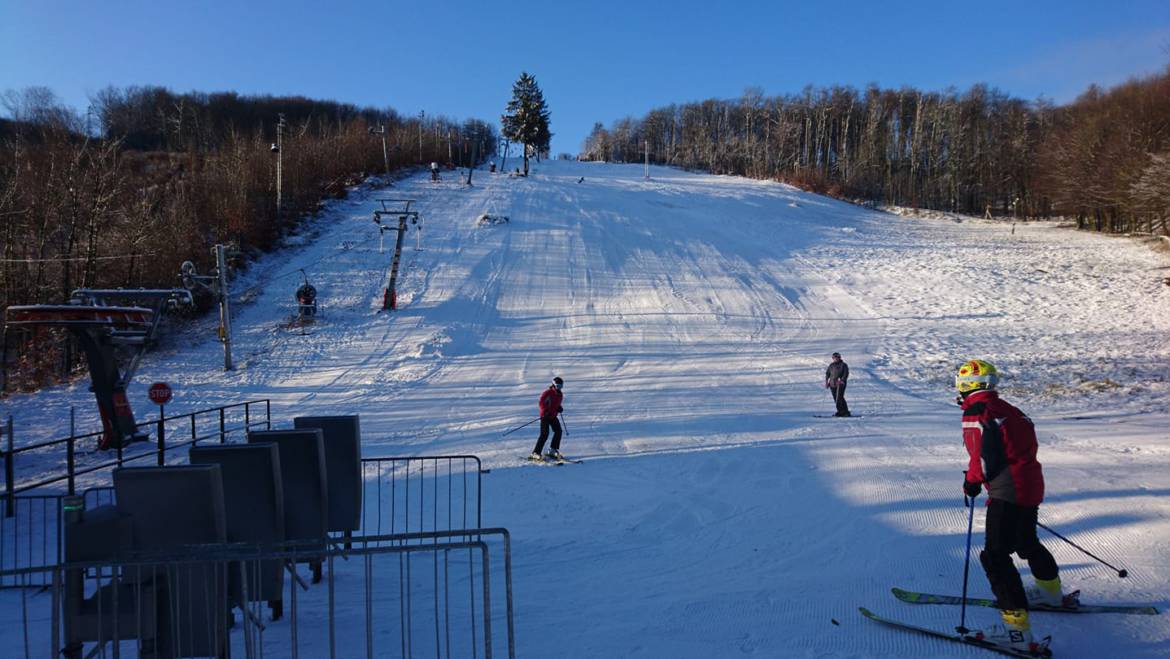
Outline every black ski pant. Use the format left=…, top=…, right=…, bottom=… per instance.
left=830, top=383, right=850, bottom=415
left=980, top=499, right=1059, bottom=611
left=533, top=416, right=562, bottom=454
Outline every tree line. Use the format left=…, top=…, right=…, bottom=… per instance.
left=0, top=85, right=497, bottom=392
left=582, top=68, right=1170, bottom=234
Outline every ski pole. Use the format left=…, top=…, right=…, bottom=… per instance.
left=501, top=417, right=539, bottom=437
left=957, top=492, right=976, bottom=634
left=559, top=413, right=568, bottom=435
left=1037, top=521, right=1128, bottom=578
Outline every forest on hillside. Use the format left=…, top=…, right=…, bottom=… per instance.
left=582, top=68, right=1170, bottom=235
left=0, top=86, right=497, bottom=391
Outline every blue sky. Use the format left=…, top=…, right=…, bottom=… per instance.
left=2, top=1, right=1168, bottom=154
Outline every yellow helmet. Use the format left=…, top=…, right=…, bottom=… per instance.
left=955, top=359, right=999, bottom=393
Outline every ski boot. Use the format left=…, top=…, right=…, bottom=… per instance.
left=970, top=609, right=1047, bottom=655
left=1027, top=576, right=1078, bottom=609
left=545, top=450, right=564, bottom=462
left=527, top=452, right=544, bottom=462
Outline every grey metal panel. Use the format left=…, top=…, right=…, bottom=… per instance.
left=112, top=465, right=227, bottom=548
left=294, top=415, right=362, bottom=532
left=64, top=505, right=132, bottom=563
left=188, top=443, right=285, bottom=543
left=247, top=429, right=328, bottom=545
left=189, top=443, right=285, bottom=604
left=111, top=465, right=229, bottom=657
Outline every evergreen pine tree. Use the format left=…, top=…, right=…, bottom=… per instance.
left=501, top=72, right=551, bottom=176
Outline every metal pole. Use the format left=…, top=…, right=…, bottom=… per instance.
left=384, top=215, right=409, bottom=310
left=956, top=495, right=976, bottom=634
left=500, top=417, right=539, bottom=437
left=467, top=140, right=477, bottom=186
left=276, top=113, right=285, bottom=216
left=381, top=130, right=389, bottom=175
left=0, top=322, right=9, bottom=395
left=156, top=410, right=166, bottom=466
left=4, top=415, right=13, bottom=517
left=68, top=407, right=75, bottom=495
left=418, top=111, right=424, bottom=162
left=1037, top=522, right=1129, bottom=578
left=66, top=436, right=76, bottom=496
left=216, top=244, right=234, bottom=371
left=61, top=496, right=83, bottom=658
left=644, top=140, right=649, bottom=179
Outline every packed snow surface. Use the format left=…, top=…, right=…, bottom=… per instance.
left=4, top=160, right=1170, bottom=657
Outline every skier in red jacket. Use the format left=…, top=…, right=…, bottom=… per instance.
left=529, top=377, right=565, bottom=461
left=957, top=359, right=1068, bottom=652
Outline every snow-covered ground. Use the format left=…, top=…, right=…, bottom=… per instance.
left=3, top=159, right=1170, bottom=657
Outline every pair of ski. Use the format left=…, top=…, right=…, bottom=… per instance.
left=524, top=455, right=583, bottom=466
left=862, top=587, right=1159, bottom=658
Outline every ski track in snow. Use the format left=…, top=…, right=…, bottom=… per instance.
left=3, top=161, right=1170, bottom=657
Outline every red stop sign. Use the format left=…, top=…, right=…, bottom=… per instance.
left=148, top=382, right=173, bottom=405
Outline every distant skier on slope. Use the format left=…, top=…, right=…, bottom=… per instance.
left=529, top=377, right=566, bottom=461
left=957, top=359, right=1069, bottom=653
left=824, top=352, right=851, bottom=417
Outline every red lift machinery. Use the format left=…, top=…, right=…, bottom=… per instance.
left=4, top=288, right=192, bottom=449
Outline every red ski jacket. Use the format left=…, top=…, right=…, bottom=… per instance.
left=538, top=386, right=563, bottom=420
left=961, top=390, right=1044, bottom=506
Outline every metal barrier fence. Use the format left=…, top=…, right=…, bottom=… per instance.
left=2, top=455, right=486, bottom=591
left=0, top=488, right=115, bottom=589
left=360, top=456, right=484, bottom=539
left=2, top=401, right=271, bottom=515
left=0, top=494, right=61, bottom=588
left=0, top=529, right=515, bottom=659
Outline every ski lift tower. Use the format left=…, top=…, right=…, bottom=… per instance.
left=368, top=124, right=389, bottom=175
left=372, top=199, right=419, bottom=310
left=4, top=287, right=192, bottom=449
left=179, top=244, right=237, bottom=371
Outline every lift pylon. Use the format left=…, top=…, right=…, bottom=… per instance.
left=4, top=288, right=191, bottom=449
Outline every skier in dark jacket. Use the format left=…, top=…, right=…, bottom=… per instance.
left=957, top=359, right=1068, bottom=652
left=824, top=352, right=850, bottom=416
left=529, top=377, right=565, bottom=461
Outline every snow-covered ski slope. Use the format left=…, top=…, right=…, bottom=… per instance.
left=6, top=160, right=1170, bottom=657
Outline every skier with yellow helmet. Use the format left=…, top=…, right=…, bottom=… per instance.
left=957, top=359, right=1071, bottom=653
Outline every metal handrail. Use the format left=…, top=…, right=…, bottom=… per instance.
left=3, top=400, right=271, bottom=514
left=5, top=399, right=265, bottom=456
